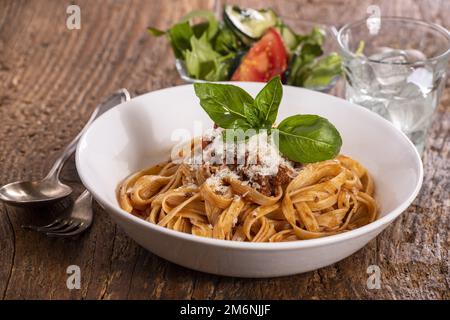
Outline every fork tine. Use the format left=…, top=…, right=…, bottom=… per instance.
left=22, top=219, right=66, bottom=232
left=22, top=219, right=61, bottom=231
left=40, top=219, right=62, bottom=228
left=46, top=222, right=86, bottom=237
left=46, top=221, right=81, bottom=234
left=38, top=219, right=72, bottom=232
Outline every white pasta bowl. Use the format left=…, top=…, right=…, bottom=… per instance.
left=76, top=83, right=423, bottom=278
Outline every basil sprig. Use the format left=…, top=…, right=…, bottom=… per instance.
left=194, top=76, right=342, bottom=163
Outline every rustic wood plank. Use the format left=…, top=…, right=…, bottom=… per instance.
left=0, top=0, right=448, bottom=300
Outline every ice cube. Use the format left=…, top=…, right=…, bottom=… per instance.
left=404, top=49, right=427, bottom=63
left=346, top=58, right=379, bottom=92
left=406, top=67, right=433, bottom=95
left=370, top=48, right=409, bottom=63
left=374, top=67, right=411, bottom=89
left=399, top=82, right=424, bottom=99
left=369, top=51, right=412, bottom=89
left=386, top=93, right=433, bottom=134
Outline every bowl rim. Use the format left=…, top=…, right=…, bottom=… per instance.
left=75, top=83, right=424, bottom=251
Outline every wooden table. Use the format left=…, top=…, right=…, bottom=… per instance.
left=0, top=0, right=448, bottom=300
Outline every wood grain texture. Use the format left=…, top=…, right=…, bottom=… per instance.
left=0, top=0, right=448, bottom=300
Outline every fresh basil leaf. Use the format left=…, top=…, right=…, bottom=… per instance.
left=302, top=53, right=342, bottom=88
left=243, top=102, right=260, bottom=127
left=277, top=114, right=342, bottom=163
left=180, top=10, right=219, bottom=40
left=168, top=21, right=194, bottom=59
left=222, top=119, right=255, bottom=142
left=194, top=82, right=254, bottom=128
left=147, top=26, right=166, bottom=36
left=254, top=76, right=282, bottom=126
left=228, top=118, right=253, bottom=130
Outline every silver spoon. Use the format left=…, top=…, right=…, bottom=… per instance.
left=0, top=89, right=130, bottom=207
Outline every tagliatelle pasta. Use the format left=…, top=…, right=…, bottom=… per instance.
left=114, top=44, right=380, bottom=242
left=117, top=151, right=378, bottom=242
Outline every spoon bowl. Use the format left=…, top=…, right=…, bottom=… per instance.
left=0, top=179, right=72, bottom=207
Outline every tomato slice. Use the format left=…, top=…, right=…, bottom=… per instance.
left=231, top=28, right=288, bottom=82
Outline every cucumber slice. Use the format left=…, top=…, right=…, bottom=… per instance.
left=224, top=5, right=278, bottom=41
left=276, top=24, right=298, bottom=52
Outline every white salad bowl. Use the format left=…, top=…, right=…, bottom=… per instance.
left=76, top=83, right=423, bottom=278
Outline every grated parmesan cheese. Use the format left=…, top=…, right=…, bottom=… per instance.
left=188, top=131, right=296, bottom=194
left=205, top=167, right=237, bottom=194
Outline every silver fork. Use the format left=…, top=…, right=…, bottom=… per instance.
left=24, top=89, right=131, bottom=237
left=25, top=190, right=93, bottom=237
